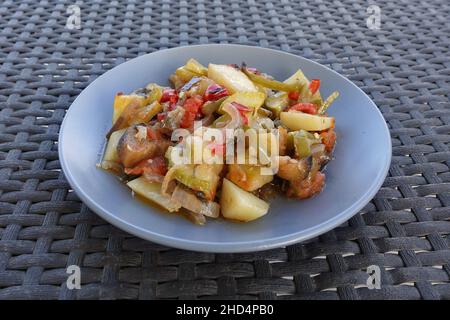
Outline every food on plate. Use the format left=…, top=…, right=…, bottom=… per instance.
left=98, top=59, right=339, bottom=224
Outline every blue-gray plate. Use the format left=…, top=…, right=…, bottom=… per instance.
left=59, top=44, right=391, bottom=252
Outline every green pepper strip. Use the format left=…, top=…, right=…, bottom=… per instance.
left=242, top=67, right=300, bottom=92
left=318, top=91, right=339, bottom=114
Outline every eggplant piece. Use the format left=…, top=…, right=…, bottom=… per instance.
left=287, top=171, right=326, bottom=199
left=276, top=156, right=312, bottom=182
left=179, top=208, right=206, bottom=225
left=179, top=76, right=202, bottom=94
left=117, top=126, right=171, bottom=168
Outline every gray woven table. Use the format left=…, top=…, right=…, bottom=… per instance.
left=0, top=0, right=449, bottom=300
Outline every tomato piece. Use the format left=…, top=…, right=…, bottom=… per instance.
left=180, top=95, right=204, bottom=128
left=320, top=128, right=336, bottom=153
left=289, top=103, right=317, bottom=115
left=308, top=79, right=320, bottom=95
left=161, top=89, right=178, bottom=103
left=180, top=110, right=196, bottom=128
left=157, top=113, right=166, bottom=121
left=183, top=95, right=204, bottom=113
left=288, top=91, right=300, bottom=100
left=204, top=84, right=229, bottom=101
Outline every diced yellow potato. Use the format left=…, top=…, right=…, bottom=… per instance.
left=208, top=64, right=258, bottom=94
left=218, top=91, right=266, bottom=114
left=130, top=101, right=162, bottom=124
left=127, top=177, right=181, bottom=212
left=102, top=128, right=126, bottom=162
left=175, top=66, right=198, bottom=83
left=113, top=94, right=147, bottom=124
left=185, top=58, right=208, bottom=76
left=284, top=69, right=309, bottom=86
left=280, top=111, right=334, bottom=131
left=220, top=178, right=269, bottom=222
left=227, top=164, right=273, bottom=192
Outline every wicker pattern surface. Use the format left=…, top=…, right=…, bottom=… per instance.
left=0, top=0, right=449, bottom=299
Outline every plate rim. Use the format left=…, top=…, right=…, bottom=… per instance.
left=58, top=44, right=392, bottom=252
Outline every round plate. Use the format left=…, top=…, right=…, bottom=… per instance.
left=59, top=44, right=391, bottom=252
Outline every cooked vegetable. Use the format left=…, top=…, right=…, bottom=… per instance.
left=175, top=66, right=198, bottom=83
left=127, top=177, right=181, bottom=212
left=287, top=171, right=325, bottom=199
left=290, top=130, right=322, bottom=158
left=132, top=101, right=162, bottom=124
left=318, top=91, right=339, bottom=114
left=117, top=126, right=171, bottom=168
left=185, top=58, right=208, bottom=76
left=180, top=95, right=204, bottom=129
left=284, top=69, right=322, bottom=105
left=102, top=128, right=126, bottom=163
left=218, top=91, right=266, bottom=115
left=99, top=128, right=126, bottom=173
left=179, top=77, right=202, bottom=94
left=212, top=113, right=230, bottom=128
left=288, top=103, right=317, bottom=115
left=242, top=66, right=299, bottom=92
left=277, top=156, right=312, bottom=181
left=227, top=164, right=273, bottom=192
left=221, top=102, right=249, bottom=128
left=99, top=59, right=340, bottom=225
left=108, top=100, right=162, bottom=138
left=125, top=156, right=168, bottom=182
left=308, top=79, right=320, bottom=95
left=280, top=111, right=334, bottom=131
left=220, top=179, right=269, bottom=222
left=112, top=94, right=144, bottom=124
left=171, top=184, right=220, bottom=218
left=204, top=84, right=230, bottom=101
left=201, top=96, right=227, bottom=115
left=208, top=64, right=258, bottom=93
left=264, top=92, right=288, bottom=117
left=173, top=163, right=223, bottom=201
left=113, top=84, right=163, bottom=124
left=320, top=128, right=337, bottom=153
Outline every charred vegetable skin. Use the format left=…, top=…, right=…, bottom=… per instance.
left=99, top=58, right=339, bottom=224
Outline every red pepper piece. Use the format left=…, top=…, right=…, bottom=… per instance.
left=308, top=79, right=320, bottom=95
left=204, top=84, right=229, bottom=101
left=231, top=102, right=251, bottom=125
